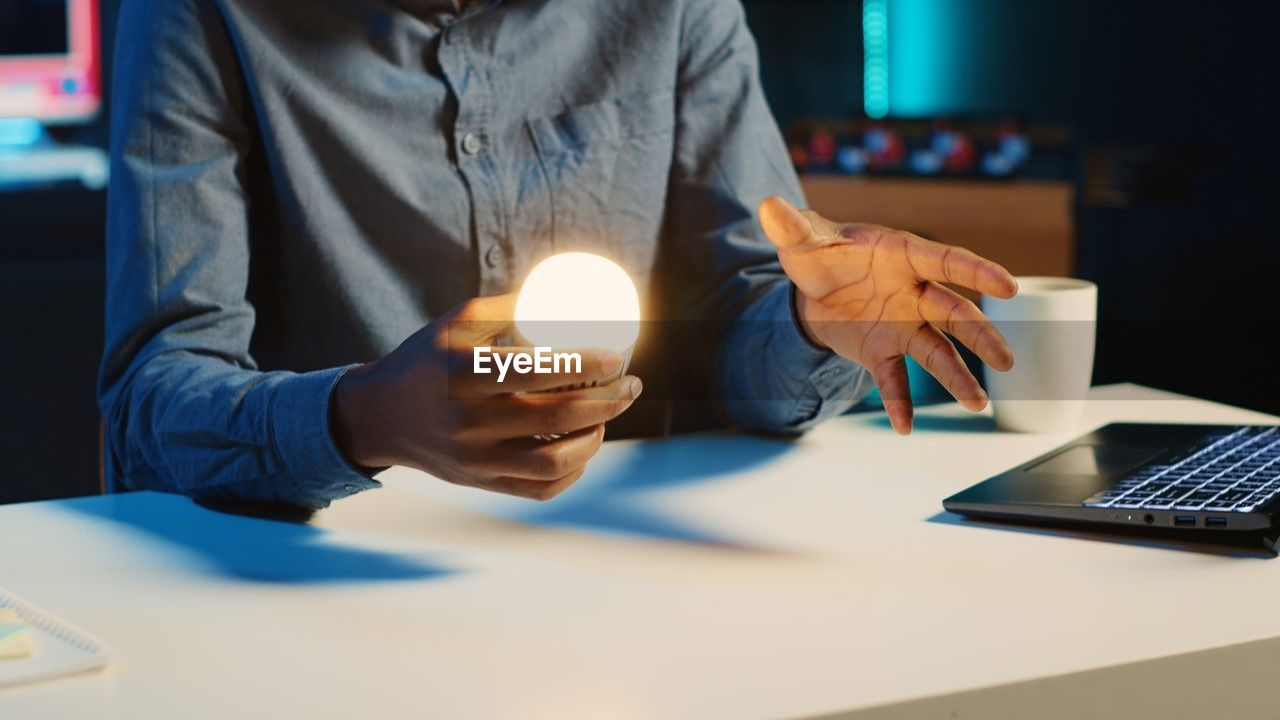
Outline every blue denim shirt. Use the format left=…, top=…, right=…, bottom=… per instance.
left=99, top=0, right=870, bottom=509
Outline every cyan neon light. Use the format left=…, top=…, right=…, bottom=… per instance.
left=884, top=0, right=968, bottom=118
left=863, top=0, right=889, bottom=119
left=0, top=119, right=43, bottom=148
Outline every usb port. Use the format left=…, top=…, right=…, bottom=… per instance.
left=1174, top=516, right=1197, bottom=527
left=1205, top=517, right=1228, bottom=528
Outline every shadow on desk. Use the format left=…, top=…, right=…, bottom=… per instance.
left=59, top=493, right=456, bottom=584
left=868, top=413, right=998, bottom=434
left=928, top=511, right=1279, bottom=559
left=504, top=433, right=795, bottom=551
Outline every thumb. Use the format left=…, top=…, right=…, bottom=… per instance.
left=758, top=196, right=840, bottom=252
left=758, top=196, right=814, bottom=250
left=447, top=293, right=518, bottom=345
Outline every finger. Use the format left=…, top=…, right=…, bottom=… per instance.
left=917, top=282, right=1014, bottom=372
left=443, top=294, right=519, bottom=347
left=480, top=466, right=589, bottom=502
left=870, top=355, right=913, bottom=435
left=758, top=196, right=843, bottom=251
left=452, top=346, right=625, bottom=397
left=454, top=293, right=518, bottom=322
left=903, top=323, right=988, bottom=413
left=471, top=425, right=606, bottom=481
left=458, top=375, right=642, bottom=440
left=903, top=236, right=1018, bottom=299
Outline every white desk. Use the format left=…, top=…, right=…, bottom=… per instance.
left=3, top=384, right=1280, bottom=719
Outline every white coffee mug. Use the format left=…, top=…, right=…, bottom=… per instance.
left=981, top=277, right=1097, bottom=433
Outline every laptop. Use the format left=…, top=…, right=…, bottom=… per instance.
left=944, top=424, right=1280, bottom=536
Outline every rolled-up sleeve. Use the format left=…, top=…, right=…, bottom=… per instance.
left=664, top=0, right=870, bottom=433
left=97, top=0, right=377, bottom=508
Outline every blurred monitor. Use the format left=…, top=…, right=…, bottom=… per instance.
left=0, top=0, right=100, bottom=123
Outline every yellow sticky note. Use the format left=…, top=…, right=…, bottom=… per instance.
left=0, top=608, right=33, bottom=660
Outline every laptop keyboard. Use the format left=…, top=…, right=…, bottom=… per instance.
left=1083, top=427, right=1280, bottom=513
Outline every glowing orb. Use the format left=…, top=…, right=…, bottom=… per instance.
left=514, top=252, right=641, bottom=354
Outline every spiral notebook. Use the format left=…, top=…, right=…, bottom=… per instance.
left=0, top=586, right=110, bottom=688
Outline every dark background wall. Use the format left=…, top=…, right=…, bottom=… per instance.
left=744, top=0, right=1280, bottom=415
left=2, top=0, right=1278, bottom=504
left=1, top=0, right=118, bottom=503
left=742, top=0, right=865, bottom=130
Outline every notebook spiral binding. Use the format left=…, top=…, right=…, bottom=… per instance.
left=0, top=585, right=110, bottom=683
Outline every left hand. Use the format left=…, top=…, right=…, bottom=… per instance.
left=758, top=196, right=1020, bottom=435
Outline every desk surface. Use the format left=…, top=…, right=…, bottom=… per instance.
left=3, top=384, right=1280, bottom=719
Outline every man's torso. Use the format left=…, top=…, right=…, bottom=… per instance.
left=215, top=0, right=684, bottom=371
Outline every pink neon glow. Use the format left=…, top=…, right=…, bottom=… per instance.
left=0, top=0, right=101, bottom=121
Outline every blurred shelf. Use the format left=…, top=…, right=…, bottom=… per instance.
left=0, top=145, right=108, bottom=192
left=800, top=176, right=1076, bottom=280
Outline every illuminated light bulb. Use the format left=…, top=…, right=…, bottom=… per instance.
left=514, top=252, right=641, bottom=363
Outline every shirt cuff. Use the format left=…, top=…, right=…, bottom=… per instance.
left=774, top=284, right=867, bottom=423
left=775, top=283, right=853, bottom=377
left=718, top=281, right=870, bottom=433
left=270, top=366, right=382, bottom=507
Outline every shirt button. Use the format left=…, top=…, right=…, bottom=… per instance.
left=484, top=244, right=505, bottom=269
left=460, top=132, right=484, bottom=156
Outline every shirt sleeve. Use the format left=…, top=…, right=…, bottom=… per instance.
left=97, top=0, right=378, bottom=509
left=663, top=0, right=871, bottom=433
left=719, top=283, right=870, bottom=432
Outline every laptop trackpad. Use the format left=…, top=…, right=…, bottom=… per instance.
left=1026, top=444, right=1164, bottom=477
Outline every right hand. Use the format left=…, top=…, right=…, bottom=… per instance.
left=331, top=294, right=642, bottom=500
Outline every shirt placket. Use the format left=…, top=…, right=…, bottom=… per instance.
left=439, top=14, right=510, bottom=296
